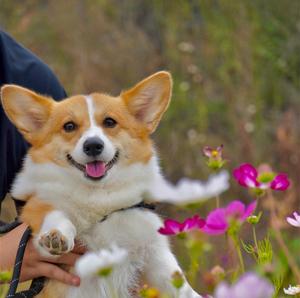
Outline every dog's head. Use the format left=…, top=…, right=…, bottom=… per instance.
left=1, top=71, right=172, bottom=182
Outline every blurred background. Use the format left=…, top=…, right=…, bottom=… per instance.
left=1, top=0, right=300, bottom=293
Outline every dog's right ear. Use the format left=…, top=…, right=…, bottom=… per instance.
left=1, top=85, right=54, bottom=142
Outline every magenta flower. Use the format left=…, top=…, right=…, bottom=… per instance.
left=233, top=163, right=290, bottom=191
left=158, top=215, right=205, bottom=236
left=203, top=200, right=257, bottom=235
left=233, top=164, right=259, bottom=188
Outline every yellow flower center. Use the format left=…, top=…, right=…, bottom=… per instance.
left=212, top=150, right=218, bottom=157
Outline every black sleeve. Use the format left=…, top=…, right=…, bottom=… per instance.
left=0, top=30, right=67, bottom=204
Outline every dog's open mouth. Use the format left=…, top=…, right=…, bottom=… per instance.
left=67, top=151, right=119, bottom=181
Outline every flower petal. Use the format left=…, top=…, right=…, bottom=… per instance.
left=214, top=282, right=233, bottom=298
left=242, top=201, right=257, bottom=220
left=225, top=200, right=245, bottom=219
left=158, top=219, right=182, bottom=235
left=182, top=215, right=199, bottom=231
left=196, top=217, right=206, bottom=229
left=217, top=144, right=224, bottom=154
left=203, top=208, right=228, bottom=235
left=232, top=272, right=274, bottom=298
left=149, top=170, right=230, bottom=204
left=203, top=146, right=213, bottom=157
left=233, top=164, right=261, bottom=188
left=233, top=164, right=258, bottom=179
left=75, top=246, right=127, bottom=279
left=158, top=227, right=175, bottom=235
left=283, top=285, right=300, bottom=295
left=182, top=217, right=197, bottom=232
left=286, top=215, right=300, bottom=227
left=270, top=173, right=290, bottom=191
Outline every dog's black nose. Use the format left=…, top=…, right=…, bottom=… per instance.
left=83, top=137, right=104, bottom=157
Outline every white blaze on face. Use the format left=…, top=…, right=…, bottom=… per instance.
left=71, top=95, right=116, bottom=165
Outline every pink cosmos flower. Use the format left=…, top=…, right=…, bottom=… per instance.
left=203, top=144, right=224, bottom=159
left=158, top=215, right=205, bottom=236
left=203, top=200, right=257, bottom=235
left=233, top=163, right=290, bottom=191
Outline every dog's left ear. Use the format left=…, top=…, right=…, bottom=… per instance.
left=121, top=71, right=172, bottom=134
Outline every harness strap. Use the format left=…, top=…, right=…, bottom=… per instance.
left=0, top=218, right=21, bottom=234
left=100, top=201, right=156, bottom=223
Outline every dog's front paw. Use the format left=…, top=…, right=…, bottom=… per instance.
left=37, top=229, right=74, bottom=256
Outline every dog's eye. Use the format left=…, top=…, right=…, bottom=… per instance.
left=63, top=121, right=77, bottom=132
left=103, top=117, right=117, bottom=128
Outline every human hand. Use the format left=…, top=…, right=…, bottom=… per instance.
left=0, top=223, right=86, bottom=286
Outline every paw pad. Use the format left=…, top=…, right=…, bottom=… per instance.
left=39, top=229, right=70, bottom=255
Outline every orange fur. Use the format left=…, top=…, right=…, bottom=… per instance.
left=21, top=197, right=54, bottom=234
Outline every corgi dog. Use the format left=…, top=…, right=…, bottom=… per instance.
left=1, top=72, right=201, bottom=298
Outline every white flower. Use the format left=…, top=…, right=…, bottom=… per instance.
left=284, top=285, right=300, bottom=295
left=287, top=212, right=300, bottom=227
left=149, top=170, right=230, bottom=205
left=75, top=245, right=128, bottom=278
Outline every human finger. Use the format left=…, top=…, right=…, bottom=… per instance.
left=38, top=262, right=80, bottom=286
left=72, top=242, right=87, bottom=255
left=42, top=252, right=81, bottom=266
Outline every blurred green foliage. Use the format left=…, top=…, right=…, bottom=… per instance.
left=1, top=0, right=299, bottom=181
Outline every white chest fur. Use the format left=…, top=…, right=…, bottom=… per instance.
left=12, top=156, right=200, bottom=298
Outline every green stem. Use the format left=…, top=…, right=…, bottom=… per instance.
left=232, top=235, right=245, bottom=273
left=216, top=195, right=220, bottom=208
left=185, top=239, right=203, bottom=287
left=236, top=242, right=245, bottom=273
left=252, top=225, right=258, bottom=254
left=187, top=257, right=199, bottom=287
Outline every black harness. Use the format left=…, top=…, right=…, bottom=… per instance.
left=1, top=201, right=156, bottom=297
left=99, top=201, right=156, bottom=223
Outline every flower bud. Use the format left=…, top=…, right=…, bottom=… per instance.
left=211, top=265, right=225, bottom=280
left=247, top=212, right=262, bottom=225
left=210, top=265, right=225, bottom=285
left=171, top=271, right=185, bottom=289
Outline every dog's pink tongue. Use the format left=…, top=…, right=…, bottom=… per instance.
left=85, top=161, right=106, bottom=178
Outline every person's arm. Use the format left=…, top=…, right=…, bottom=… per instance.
left=0, top=30, right=67, bottom=206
